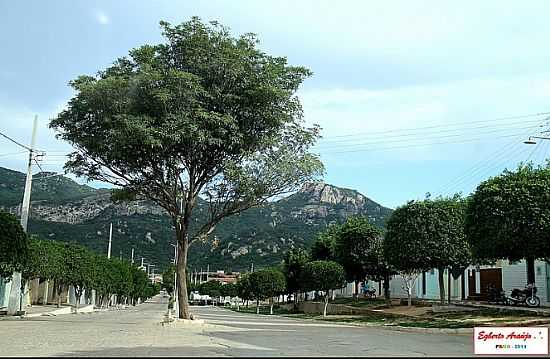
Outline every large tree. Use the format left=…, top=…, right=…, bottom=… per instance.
left=384, top=197, right=470, bottom=304
left=465, top=164, right=550, bottom=285
left=50, top=18, right=323, bottom=319
left=333, top=217, right=384, bottom=298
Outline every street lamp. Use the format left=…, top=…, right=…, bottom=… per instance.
left=524, top=135, right=550, bottom=145
left=170, top=243, right=179, bottom=316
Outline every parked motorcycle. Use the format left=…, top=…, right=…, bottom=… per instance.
left=364, top=288, right=377, bottom=299
left=507, top=284, right=540, bottom=308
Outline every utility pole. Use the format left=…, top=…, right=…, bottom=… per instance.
left=107, top=223, right=113, bottom=259
left=206, top=264, right=210, bottom=282
left=8, top=115, right=38, bottom=316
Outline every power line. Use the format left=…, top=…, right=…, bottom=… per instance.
left=316, top=123, right=541, bottom=150
left=318, top=118, right=546, bottom=144
left=319, top=132, right=531, bottom=155
left=434, top=132, right=531, bottom=196
left=320, top=111, right=550, bottom=140
left=0, top=151, right=27, bottom=158
left=0, top=131, right=32, bottom=151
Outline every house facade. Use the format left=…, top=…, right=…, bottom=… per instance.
left=374, top=259, right=550, bottom=306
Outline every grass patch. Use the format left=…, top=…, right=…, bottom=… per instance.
left=225, top=302, right=550, bottom=329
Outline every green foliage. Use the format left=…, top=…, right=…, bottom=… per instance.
left=198, top=280, right=224, bottom=298
left=19, top=236, right=156, bottom=303
left=310, top=225, right=337, bottom=261
left=282, top=247, right=310, bottom=294
left=161, top=264, right=175, bottom=294
left=63, top=243, right=95, bottom=295
left=465, top=164, right=550, bottom=262
left=236, top=273, right=253, bottom=301
left=248, top=269, right=286, bottom=301
left=0, top=211, right=30, bottom=278
left=333, top=217, right=384, bottom=283
left=300, top=260, right=346, bottom=292
left=49, top=17, right=324, bottom=317
left=384, top=197, right=471, bottom=273
left=220, top=282, right=238, bottom=297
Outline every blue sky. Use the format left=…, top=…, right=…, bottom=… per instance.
left=2, top=0, right=550, bottom=208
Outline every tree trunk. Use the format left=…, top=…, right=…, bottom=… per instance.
left=383, top=273, right=391, bottom=304
left=407, top=285, right=412, bottom=307
left=526, top=257, right=536, bottom=285
left=56, top=284, right=62, bottom=308
left=176, top=232, right=191, bottom=319
left=438, top=268, right=446, bottom=304
left=324, top=294, right=329, bottom=317
left=75, top=293, right=81, bottom=310
left=270, top=298, right=274, bottom=315
left=447, top=270, right=452, bottom=305
left=256, top=299, right=260, bottom=314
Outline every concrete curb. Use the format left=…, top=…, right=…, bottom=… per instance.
left=24, top=304, right=95, bottom=318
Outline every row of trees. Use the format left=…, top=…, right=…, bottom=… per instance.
left=1, top=211, right=160, bottom=309
left=301, top=163, right=550, bottom=306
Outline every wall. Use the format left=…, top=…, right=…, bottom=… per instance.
left=501, top=260, right=550, bottom=306
left=0, top=277, right=10, bottom=308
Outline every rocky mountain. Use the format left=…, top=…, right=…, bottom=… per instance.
left=0, top=166, right=392, bottom=272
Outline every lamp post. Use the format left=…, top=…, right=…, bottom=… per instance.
left=524, top=135, right=550, bottom=145
left=170, top=243, right=179, bottom=316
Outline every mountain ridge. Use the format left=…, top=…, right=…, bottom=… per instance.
left=0, top=166, right=392, bottom=272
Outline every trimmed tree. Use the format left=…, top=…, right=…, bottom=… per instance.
left=465, top=164, right=550, bottom=285
left=236, top=273, right=253, bottom=309
left=50, top=17, right=323, bottom=319
left=333, top=217, right=383, bottom=299
left=0, top=211, right=30, bottom=279
left=384, top=197, right=470, bottom=305
left=63, top=243, right=95, bottom=310
left=300, top=260, right=345, bottom=316
left=282, top=247, right=310, bottom=306
left=161, top=265, right=176, bottom=295
left=248, top=269, right=286, bottom=314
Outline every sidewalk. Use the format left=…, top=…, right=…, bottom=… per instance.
left=0, top=304, right=95, bottom=318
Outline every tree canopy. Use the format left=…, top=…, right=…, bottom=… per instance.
left=465, top=164, right=550, bottom=283
left=300, top=260, right=346, bottom=293
left=248, top=269, right=286, bottom=301
left=384, top=197, right=470, bottom=303
left=282, top=247, right=310, bottom=296
left=50, top=17, right=323, bottom=319
left=310, top=225, right=337, bottom=261
left=333, top=217, right=384, bottom=284
left=300, top=260, right=345, bottom=316
left=0, top=211, right=30, bottom=279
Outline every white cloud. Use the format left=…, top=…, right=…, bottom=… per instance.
left=94, top=10, right=110, bottom=25
left=300, top=72, right=550, bottom=164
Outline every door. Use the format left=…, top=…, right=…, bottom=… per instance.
left=479, top=268, right=502, bottom=301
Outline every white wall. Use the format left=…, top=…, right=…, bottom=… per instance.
left=501, top=260, right=550, bottom=305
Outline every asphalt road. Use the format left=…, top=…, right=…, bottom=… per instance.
left=0, top=296, right=474, bottom=356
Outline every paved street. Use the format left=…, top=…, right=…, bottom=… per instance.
left=0, top=296, right=473, bottom=356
